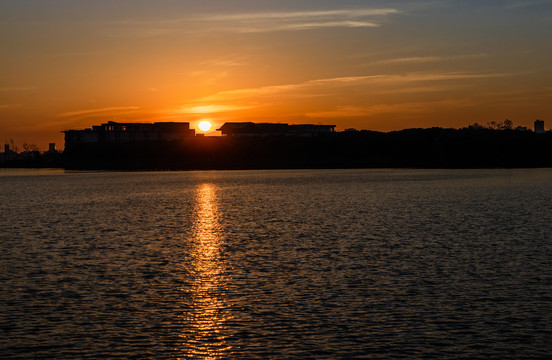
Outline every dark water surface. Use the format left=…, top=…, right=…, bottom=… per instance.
left=1, top=168, right=552, bottom=359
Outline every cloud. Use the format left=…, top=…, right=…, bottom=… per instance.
left=387, top=72, right=529, bottom=82
left=171, top=104, right=253, bottom=115
left=197, top=71, right=525, bottom=104
left=305, top=105, right=376, bottom=118
left=238, top=21, right=379, bottom=33
left=0, top=87, right=36, bottom=92
left=196, top=75, right=381, bottom=104
left=160, top=70, right=532, bottom=123
left=162, top=71, right=524, bottom=119
left=305, top=100, right=473, bottom=119
left=0, top=104, right=22, bottom=110
left=110, top=8, right=399, bottom=37
left=203, top=9, right=399, bottom=21
left=377, top=85, right=469, bottom=95
left=505, top=0, right=551, bottom=9
left=375, top=53, right=488, bottom=65
left=201, top=57, right=249, bottom=68
left=202, top=9, right=398, bottom=33
left=59, top=106, right=140, bottom=119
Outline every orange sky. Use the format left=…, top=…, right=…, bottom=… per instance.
left=1, top=1, right=551, bottom=149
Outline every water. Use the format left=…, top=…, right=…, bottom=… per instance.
left=1, top=168, right=551, bottom=359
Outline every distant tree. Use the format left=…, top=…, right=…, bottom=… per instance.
left=22, top=143, right=39, bottom=153
left=498, top=119, right=513, bottom=130
left=466, top=122, right=486, bottom=130
left=485, top=119, right=514, bottom=130
left=8, top=139, right=19, bottom=153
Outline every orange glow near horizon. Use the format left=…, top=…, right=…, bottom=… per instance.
left=1, top=2, right=551, bottom=149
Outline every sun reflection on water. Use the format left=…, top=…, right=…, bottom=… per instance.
left=180, top=183, right=230, bottom=359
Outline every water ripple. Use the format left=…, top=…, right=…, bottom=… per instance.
left=1, top=169, right=552, bottom=358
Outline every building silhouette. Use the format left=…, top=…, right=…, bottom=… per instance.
left=63, top=121, right=337, bottom=150
left=217, top=122, right=335, bottom=137
left=534, top=120, right=545, bottom=134
left=63, top=121, right=195, bottom=149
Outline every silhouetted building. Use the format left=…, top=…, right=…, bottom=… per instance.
left=217, top=122, right=286, bottom=136
left=64, top=121, right=195, bottom=149
left=1, top=144, right=16, bottom=163
left=534, top=120, right=545, bottom=134
left=515, top=126, right=529, bottom=131
left=288, top=124, right=336, bottom=136
left=48, top=143, right=57, bottom=152
left=1, top=145, right=9, bottom=163
left=217, top=122, right=335, bottom=137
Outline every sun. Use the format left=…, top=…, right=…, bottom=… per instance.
left=197, top=120, right=213, bottom=132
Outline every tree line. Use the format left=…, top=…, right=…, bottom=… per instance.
left=61, top=127, right=552, bottom=170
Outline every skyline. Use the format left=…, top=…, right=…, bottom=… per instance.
left=1, top=0, right=551, bottom=149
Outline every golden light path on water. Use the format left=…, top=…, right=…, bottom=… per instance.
left=180, top=183, right=231, bottom=359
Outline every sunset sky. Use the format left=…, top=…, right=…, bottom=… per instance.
left=1, top=0, right=551, bottom=149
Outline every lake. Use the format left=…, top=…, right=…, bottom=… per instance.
left=1, top=168, right=551, bottom=359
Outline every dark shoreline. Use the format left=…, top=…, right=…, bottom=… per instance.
left=3, top=128, right=552, bottom=170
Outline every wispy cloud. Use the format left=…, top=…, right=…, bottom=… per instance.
left=377, top=85, right=469, bottom=95
left=170, top=104, right=254, bottom=115
left=197, top=71, right=525, bottom=104
left=505, top=0, right=551, bottom=9
left=0, top=87, right=36, bottom=92
left=375, top=53, right=488, bottom=65
left=164, top=71, right=524, bottom=119
left=201, top=56, right=249, bottom=68
left=203, top=9, right=399, bottom=21
left=387, top=71, right=529, bottom=81
left=59, top=106, right=140, bottom=119
left=239, top=21, right=379, bottom=33
left=111, top=8, right=399, bottom=37
left=196, top=75, right=380, bottom=103
left=203, top=9, right=398, bottom=33
left=305, top=99, right=473, bottom=119
left=0, top=104, right=22, bottom=110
